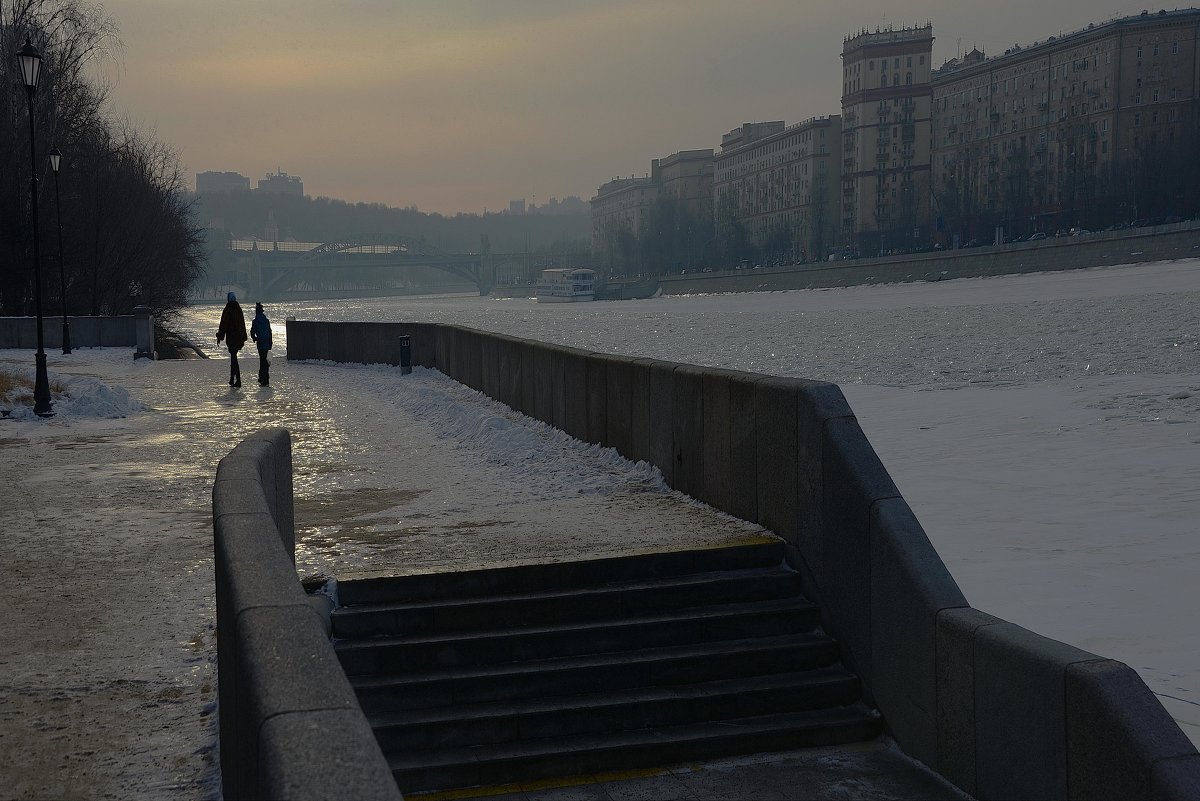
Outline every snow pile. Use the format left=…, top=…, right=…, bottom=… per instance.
left=1, top=365, right=144, bottom=420
left=55, top=373, right=145, bottom=419
left=330, top=362, right=668, bottom=496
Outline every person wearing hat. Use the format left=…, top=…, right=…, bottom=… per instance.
left=250, top=302, right=273, bottom=386
left=215, top=292, right=248, bottom=388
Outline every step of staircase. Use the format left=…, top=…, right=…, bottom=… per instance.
left=368, top=667, right=863, bottom=752
left=349, top=632, right=841, bottom=713
left=335, top=595, right=820, bottom=676
left=337, top=541, right=786, bottom=606
left=332, top=565, right=804, bottom=639
left=332, top=543, right=880, bottom=795
left=387, top=706, right=882, bottom=793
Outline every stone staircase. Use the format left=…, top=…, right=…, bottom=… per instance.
left=332, top=542, right=882, bottom=795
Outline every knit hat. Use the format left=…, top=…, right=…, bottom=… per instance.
left=255, top=302, right=264, bottom=314
left=228, top=291, right=237, bottom=302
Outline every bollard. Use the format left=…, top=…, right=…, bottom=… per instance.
left=398, top=335, right=412, bottom=375
left=133, top=305, right=155, bottom=360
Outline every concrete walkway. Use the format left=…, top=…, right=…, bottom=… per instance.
left=0, top=349, right=966, bottom=799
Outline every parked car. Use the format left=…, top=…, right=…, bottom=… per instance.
left=1070, top=227, right=1091, bottom=236
left=1028, top=232, right=1047, bottom=241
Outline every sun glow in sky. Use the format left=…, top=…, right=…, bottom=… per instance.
left=102, top=0, right=1129, bottom=215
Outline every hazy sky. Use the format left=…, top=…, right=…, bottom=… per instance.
left=101, top=0, right=1133, bottom=215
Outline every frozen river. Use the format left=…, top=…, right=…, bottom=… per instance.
left=177, top=259, right=1200, bottom=745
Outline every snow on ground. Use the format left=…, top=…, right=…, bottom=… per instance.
left=0, top=347, right=767, bottom=800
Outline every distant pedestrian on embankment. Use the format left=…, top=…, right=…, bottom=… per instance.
left=250, top=302, right=272, bottom=386
left=215, top=292, right=247, bottom=388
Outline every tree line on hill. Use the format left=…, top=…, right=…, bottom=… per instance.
left=196, top=192, right=592, bottom=256
left=196, top=190, right=594, bottom=291
left=0, top=0, right=205, bottom=321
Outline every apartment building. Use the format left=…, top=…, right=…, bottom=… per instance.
left=590, top=150, right=713, bottom=250
left=196, top=171, right=250, bottom=194
left=713, top=117, right=841, bottom=261
left=840, top=24, right=935, bottom=254
left=654, top=149, right=715, bottom=222
left=930, top=9, right=1200, bottom=238
left=589, top=176, right=659, bottom=250
left=257, top=169, right=304, bottom=197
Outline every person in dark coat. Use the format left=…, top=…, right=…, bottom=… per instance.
left=250, top=302, right=273, bottom=386
left=216, top=292, right=248, bottom=387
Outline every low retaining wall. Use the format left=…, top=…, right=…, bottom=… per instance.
left=0, top=310, right=154, bottom=353
left=212, top=428, right=402, bottom=801
left=286, top=321, right=1200, bottom=800
left=658, top=223, right=1200, bottom=294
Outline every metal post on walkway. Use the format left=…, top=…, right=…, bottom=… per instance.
left=18, top=37, right=53, bottom=417
left=398, top=335, right=412, bottom=375
left=49, top=146, right=71, bottom=354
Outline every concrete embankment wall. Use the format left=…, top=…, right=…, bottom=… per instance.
left=212, top=428, right=402, bottom=801
left=286, top=320, right=1200, bottom=800
left=0, top=315, right=146, bottom=349
left=658, top=223, right=1200, bottom=294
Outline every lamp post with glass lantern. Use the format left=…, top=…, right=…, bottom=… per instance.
left=18, top=36, right=52, bottom=416
left=49, top=146, right=71, bottom=354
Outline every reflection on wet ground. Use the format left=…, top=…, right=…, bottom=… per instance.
left=294, top=486, right=429, bottom=522
left=52, top=434, right=115, bottom=450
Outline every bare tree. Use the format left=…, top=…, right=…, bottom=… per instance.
left=1, top=1, right=203, bottom=320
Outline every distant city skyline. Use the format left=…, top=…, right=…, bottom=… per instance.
left=102, top=0, right=1143, bottom=215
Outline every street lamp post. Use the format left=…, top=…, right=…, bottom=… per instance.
left=49, top=146, right=71, bottom=354
left=18, top=36, right=52, bottom=416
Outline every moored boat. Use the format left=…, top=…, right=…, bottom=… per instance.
left=535, top=268, right=595, bottom=303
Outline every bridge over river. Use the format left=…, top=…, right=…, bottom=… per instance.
left=219, top=237, right=545, bottom=299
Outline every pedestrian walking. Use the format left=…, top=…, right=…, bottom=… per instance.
left=250, top=302, right=273, bottom=386
left=215, top=292, right=248, bottom=388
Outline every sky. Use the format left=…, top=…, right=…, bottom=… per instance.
left=99, top=0, right=1141, bottom=216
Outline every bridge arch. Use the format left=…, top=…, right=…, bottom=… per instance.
left=233, top=239, right=496, bottom=297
